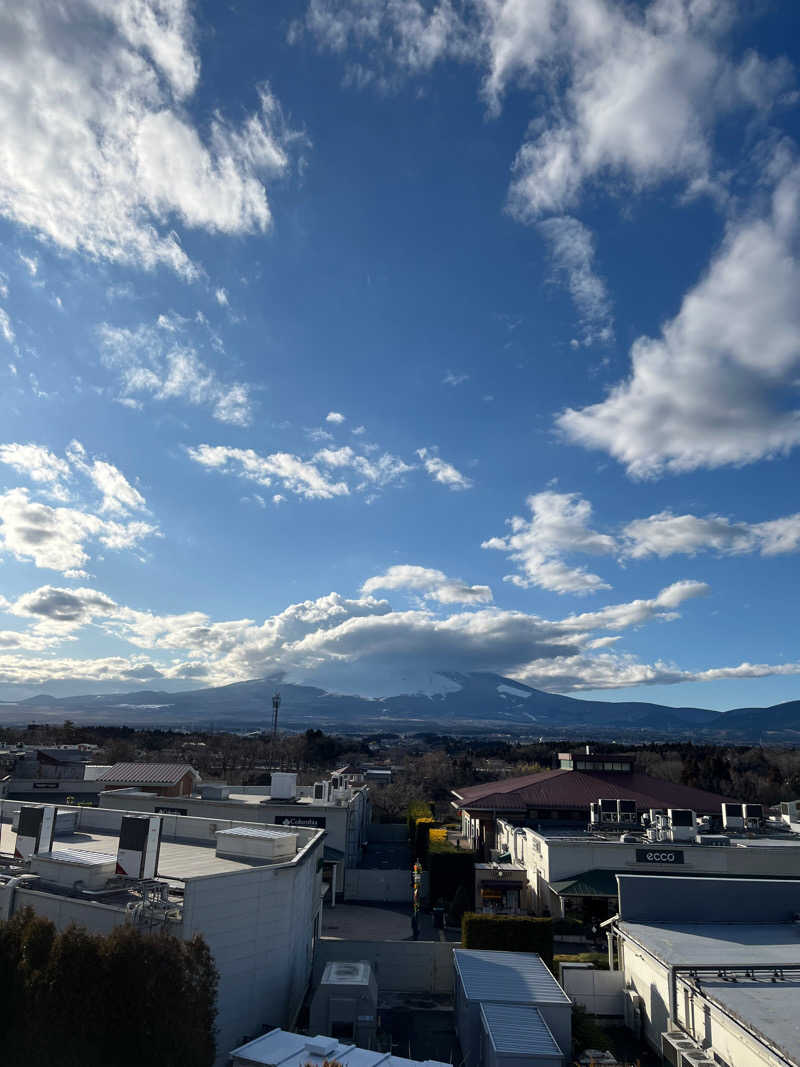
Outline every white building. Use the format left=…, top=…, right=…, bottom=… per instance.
left=611, top=874, right=800, bottom=1067
left=493, top=816, right=800, bottom=921
left=99, top=770, right=369, bottom=900
left=0, top=800, right=325, bottom=1064
left=229, top=1028, right=449, bottom=1067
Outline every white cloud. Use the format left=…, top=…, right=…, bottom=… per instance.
left=362, top=565, right=492, bottom=604
left=557, top=580, right=709, bottom=633
left=66, top=440, right=147, bottom=515
left=0, top=308, right=14, bottom=345
left=487, top=490, right=800, bottom=583
left=0, top=2, right=296, bottom=277
left=187, top=444, right=350, bottom=501
left=326, top=411, right=346, bottom=424
left=623, top=511, right=800, bottom=559
left=18, top=253, right=38, bottom=277
left=483, top=490, right=616, bottom=594
left=0, top=488, right=158, bottom=575
left=559, top=158, right=800, bottom=475
left=98, top=319, right=254, bottom=426
left=215, top=288, right=229, bottom=307
left=0, top=440, right=155, bottom=574
left=504, top=2, right=792, bottom=221
left=0, top=443, right=70, bottom=492
left=314, top=445, right=414, bottom=488
left=416, top=447, right=473, bottom=490
left=538, top=217, right=613, bottom=345
left=3, top=576, right=796, bottom=697
left=300, top=1, right=790, bottom=220
left=443, top=371, right=469, bottom=386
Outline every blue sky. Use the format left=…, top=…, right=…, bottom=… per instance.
left=1, top=0, right=800, bottom=710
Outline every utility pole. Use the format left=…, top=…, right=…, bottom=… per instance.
left=268, top=690, right=281, bottom=785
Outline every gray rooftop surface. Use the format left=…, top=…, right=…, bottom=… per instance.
left=480, top=1003, right=562, bottom=1057
left=619, top=921, right=800, bottom=1065
left=0, top=824, right=292, bottom=879
left=454, top=949, right=570, bottom=1005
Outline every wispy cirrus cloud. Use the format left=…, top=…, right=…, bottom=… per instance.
left=98, top=317, right=254, bottom=426
left=538, top=217, right=614, bottom=345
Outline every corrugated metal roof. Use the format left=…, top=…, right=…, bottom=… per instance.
left=454, top=949, right=570, bottom=1005
left=480, top=1003, right=562, bottom=1057
left=98, top=762, right=195, bottom=785
left=217, top=826, right=294, bottom=840
left=454, top=768, right=735, bottom=814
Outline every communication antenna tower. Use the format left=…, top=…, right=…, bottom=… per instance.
left=268, top=690, right=281, bottom=780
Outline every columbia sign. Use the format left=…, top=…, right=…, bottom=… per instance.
left=635, top=848, right=684, bottom=864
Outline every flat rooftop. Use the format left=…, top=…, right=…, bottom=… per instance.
left=0, top=823, right=303, bottom=881
left=619, top=921, right=800, bottom=1064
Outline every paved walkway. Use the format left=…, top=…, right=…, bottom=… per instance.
left=322, top=902, right=461, bottom=943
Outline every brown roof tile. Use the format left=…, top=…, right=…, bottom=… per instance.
left=453, top=768, right=735, bottom=814
left=98, top=762, right=196, bottom=786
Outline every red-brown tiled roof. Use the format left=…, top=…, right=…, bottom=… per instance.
left=453, top=768, right=735, bottom=814
left=98, top=762, right=196, bottom=786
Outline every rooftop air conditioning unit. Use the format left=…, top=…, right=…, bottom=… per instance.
left=599, top=798, right=618, bottom=823
left=14, top=805, right=56, bottom=861
left=661, top=1033, right=698, bottom=1067
left=743, top=803, right=763, bottom=828
left=617, top=799, right=637, bottom=823
left=116, top=815, right=162, bottom=879
left=589, top=802, right=601, bottom=826
left=680, top=1052, right=716, bottom=1067
left=668, top=809, right=697, bottom=842
left=722, top=803, right=745, bottom=831
left=623, top=989, right=643, bottom=1031
left=313, top=781, right=330, bottom=804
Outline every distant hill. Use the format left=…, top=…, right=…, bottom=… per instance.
left=4, top=670, right=799, bottom=740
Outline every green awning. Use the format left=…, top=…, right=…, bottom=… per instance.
left=550, top=869, right=619, bottom=898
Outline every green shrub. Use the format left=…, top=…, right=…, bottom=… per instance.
left=461, top=913, right=553, bottom=967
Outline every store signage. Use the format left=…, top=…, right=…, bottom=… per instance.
left=635, top=848, right=684, bottom=864
left=274, top=814, right=326, bottom=829
left=155, top=806, right=188, bottom=816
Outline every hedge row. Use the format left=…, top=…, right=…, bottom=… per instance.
left=461, top=913, right=553, bottom=967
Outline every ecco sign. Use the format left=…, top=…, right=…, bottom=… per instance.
left=635, top=848, right=684, bottom=864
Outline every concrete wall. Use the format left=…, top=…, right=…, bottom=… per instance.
left=182, top=834, right=324, bottom=1059
left=314, top=938, right=454, bottom=995
left=344, top=868, right=412, bottom=903
left=559, top=964, right=624, bottom=1016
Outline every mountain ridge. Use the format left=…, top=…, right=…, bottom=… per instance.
left=3, top=671, right=799, bottom=741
